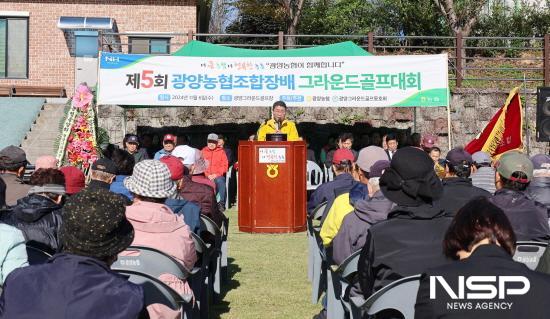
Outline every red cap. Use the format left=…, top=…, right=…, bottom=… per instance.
left=163, top=134, right=176, bottom=143
left=59, top=166, right=85, bottom=195
left=332, top=149, right=355, bottom=164
left=421, top=134, right=438, bottom=148
left=160, top=155, right=184, bottom=181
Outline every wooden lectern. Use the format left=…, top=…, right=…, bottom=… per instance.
left=238, top=141, right=306, bottom=233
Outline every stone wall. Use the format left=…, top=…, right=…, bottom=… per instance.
left=98, top=88, right=549, bottom=155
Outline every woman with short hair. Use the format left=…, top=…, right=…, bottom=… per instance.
left=415, top=196, right=550, bottom=319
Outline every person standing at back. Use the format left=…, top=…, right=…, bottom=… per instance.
left=202, top=133, right=228, bottom=212
left=470, top=151, right=496, bottom=194
left=123, top=134, right=149, bottom=163
left=256, top=101, right=300, bottom=141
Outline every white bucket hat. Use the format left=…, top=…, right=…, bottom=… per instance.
left=124, top=160, right=176, bottom=198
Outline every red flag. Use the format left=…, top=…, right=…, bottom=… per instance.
left=464, top=87, right=523, bottom=158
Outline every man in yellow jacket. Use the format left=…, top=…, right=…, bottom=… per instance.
left=257, top=101, right=300, bottom=141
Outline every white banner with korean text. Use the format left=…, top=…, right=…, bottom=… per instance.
left=97, top=52, right=449, bottom=107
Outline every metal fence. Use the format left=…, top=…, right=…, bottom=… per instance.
left=100, top=31, right=550, bottom=89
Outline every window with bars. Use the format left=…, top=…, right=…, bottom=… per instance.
left=0, top=17, right=28, bottom=78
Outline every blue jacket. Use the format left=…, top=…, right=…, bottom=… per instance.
left=307, top=173, right=358, bottom=217
left=110, top=175, right=133, bottom=200
left=165, top=197, right=201, bottom=234
left=0, top=253, right=144, bottom=318
left=154, top=149, right=171, bottom=160
left=0, top=223, right=28, bottom=286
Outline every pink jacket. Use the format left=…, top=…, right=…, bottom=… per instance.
left=123, top=201, right=197, bottom=319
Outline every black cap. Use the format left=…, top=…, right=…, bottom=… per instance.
left=91, top=158, right=118, bottom=175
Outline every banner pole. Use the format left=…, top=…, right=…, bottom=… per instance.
left=447, top=104, right=452, bottom=150
left=523, top=73, right=530, bottom=156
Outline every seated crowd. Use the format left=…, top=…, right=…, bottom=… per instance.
left=0, top=132, right=230, bottom=318
left=308, top=131, right=550, bottom=319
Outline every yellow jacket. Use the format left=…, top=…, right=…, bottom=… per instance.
left=257, top=119, right=300, bottom=141
left=320, top=193, right=354, bottom=246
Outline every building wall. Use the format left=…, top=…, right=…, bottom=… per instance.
left=98, top=89, right=549, bottom=155
left=0, top=0, right=196, bottom=94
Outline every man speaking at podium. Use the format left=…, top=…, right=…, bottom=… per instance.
left=257, top=101, right=300, bottom=141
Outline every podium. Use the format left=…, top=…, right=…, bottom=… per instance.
left=238, top=141, right=307, bottom=233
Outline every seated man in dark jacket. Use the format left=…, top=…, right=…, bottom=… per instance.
left=358, top=147, right=452, bottom=298
left=0, top=188, right=146, bottom=319
left=415, top=197, right=550, bottom=319
left=490, top=151, right=550, bottom=241
left=435, top=147, right=491, bottom=216
left=1, top=168, right=65, bottom=253
left=307, top=149, right=357, bottom=217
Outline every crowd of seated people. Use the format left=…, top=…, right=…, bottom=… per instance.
left=0, top=138, right=230, bottom=318
left=307, top=131, right=550, bottom=319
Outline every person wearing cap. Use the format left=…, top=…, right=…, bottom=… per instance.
left=123, top=134, right=149, bottom=163
left=358, top=147, right=451, bottom=298
left=191, top=149, right=217, bottom=192
left=0, top=145, right=31, bottom=206
left=527, top=154, right=550, bottom=209
left=88, top=158, right=118, bottom=190
left=256, top=100, right=300, bottom=142
left=420, top=133, right=438, bottom=152
left=0, top=187, right=146, bottom=319
left=202, top=133, right=229, bottom=212
left=1, top=168, right=65, bottom=253
left=123, top=160, right=197, bottom=319
left=470, top=150, right=496, bottom=194
left=109, top=149, right=136, bottom=201
left=154, top=134, right=177, bottom=160
left=434, top=147, right=491, bottom=216
left=490, top=151, right=550, bottom=241
left=160, top=156, right=201, bottom=234
left=332, top=160, right=393, bottom=266
left=385, top=133, right=399, bottom=160
left=59, top=166, right=85, bottom=196
left=307, top=148, right=357, bottom=217
left=320, top=146, right=387, bottom=246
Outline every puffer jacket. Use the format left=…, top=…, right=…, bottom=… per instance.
left=490, top=188, right=550, bottom=241
left=358, top=204, right=452, bottom=298
left=124, top=200, right=197, bottom=319
left=331, top=191, right=393, bottom=265
left=179, top=176, right=223, bottom=227
left=1, top=194, right=63, bottom=253
left=201, top=146, right=228, bottom=178
left=527, top=177, right=550, bottom=209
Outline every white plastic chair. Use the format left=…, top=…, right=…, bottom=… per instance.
left=225, top=165, right=233, bottom=209
left=307, top=160, right=324, bottom=190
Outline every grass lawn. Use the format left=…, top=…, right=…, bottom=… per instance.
left=211, top=208, right=321, bottom=319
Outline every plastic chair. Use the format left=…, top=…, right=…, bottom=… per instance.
left=513, top=241, right=548, bottom=270
left=307, top=160, right=324, bottom=190
left=220, top=214, right=229, bottom=283
left=190, top=232, right=210, bottom=319
left=350, top=274, right=422, bottom=319
left=225, top=165, right=233, bottom=209
left=117, top=270, right=193, bottom=319
left=327, top=250, right=361, bottom=319
left=311, top=213, right=328, bottom=304
left=307, top=202, right=327, bottom=282
left=200, top=215, right=223, bottom=304
left=26, top=244, right=52, bottom=265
